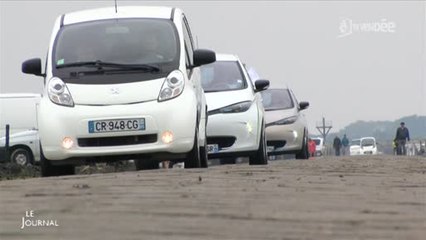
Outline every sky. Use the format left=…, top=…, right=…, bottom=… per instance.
left=1, top=0, right=425, bottom=134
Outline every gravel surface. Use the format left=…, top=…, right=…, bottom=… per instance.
left=0, top=155, right=425, bottom=240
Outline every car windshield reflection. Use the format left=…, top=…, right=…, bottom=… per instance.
left=200, top=61, right=247, bottom=92
left=55, top=19, right=178, bottom=65
left=261, top=89, right=294, bottom=111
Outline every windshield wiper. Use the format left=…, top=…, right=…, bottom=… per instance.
left=56, top=60, right=161, bottom=73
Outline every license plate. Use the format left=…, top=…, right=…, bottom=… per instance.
left=267, top=146, right=275, bottom=152
left=207, top=144, right=219, bottom=153
left=88, top=118, right=145, bottom=133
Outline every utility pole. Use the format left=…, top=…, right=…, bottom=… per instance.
left=316, top=117, right=332, bottom=144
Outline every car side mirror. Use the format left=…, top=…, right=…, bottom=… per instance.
left=193, top=49, right=216, bottom=67
left=254, top=79, right=270, bottom=92
left=299, top=101, right=309, bottom=110
left=22, top=58, right=44, bottom=77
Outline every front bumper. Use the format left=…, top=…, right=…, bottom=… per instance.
left=206, top=104, right=260, bottom=157
left=265, top=122, right=305, bottom=153
left=39, top=91, right=197, bottom=161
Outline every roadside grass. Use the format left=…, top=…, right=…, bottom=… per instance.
left=0, top=162, right=40, bottom=180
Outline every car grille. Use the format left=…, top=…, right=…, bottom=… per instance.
left=78, top=134, right=157, bottom=147
left=207, top=136, right=236, bottom=149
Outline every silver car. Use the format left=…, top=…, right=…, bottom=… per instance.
left=261, top=88, right=310, bottom=159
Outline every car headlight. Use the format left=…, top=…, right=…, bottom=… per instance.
left=208, top=101, right=252, bottom=115
left=266, top=115, right=298, bottom=127
left=47, top=77, right=74, bottom=107
left=158, top=70, right=185, bottom=102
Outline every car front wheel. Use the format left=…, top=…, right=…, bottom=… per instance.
left=295, top=131, right=310, bottom=160
left=249, top=122, right=268, bottom=165
left=185, top=127, right=202, bottom=168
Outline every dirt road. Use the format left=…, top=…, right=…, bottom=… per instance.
left=1, top=155, right=425, bottom=240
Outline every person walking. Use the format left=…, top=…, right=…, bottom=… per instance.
left=395, top=122, right=410, bottom=155
left=341, top=134, right=349, bottom=156
left=333, top=136, right=342, bottom=156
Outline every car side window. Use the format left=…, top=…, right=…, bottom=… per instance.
left=182, top=16, right=194, bottom=70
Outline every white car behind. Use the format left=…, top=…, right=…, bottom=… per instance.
left=350, top=137, right=378, bottom=155
left=312, top=137, right=325, bottom=156
left=200, top=54, right=270, bottom=165
left=262, top=88, right=310, bottom=159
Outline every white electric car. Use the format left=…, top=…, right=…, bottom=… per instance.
left=22, top=6, right=216, bottom=176
left=200, top=54, right=270, bottom=165
left=350, top=137, right=378, bottom=156
left=262, top=88, right=310, bottom=159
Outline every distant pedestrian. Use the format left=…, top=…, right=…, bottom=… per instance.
left=395, top=122, right=410, bottom=155
left=333, top=136, right=342, bottom=156
left=341, top=134, right=349, bottom=156
left=308, top=138, right=316, bottom=157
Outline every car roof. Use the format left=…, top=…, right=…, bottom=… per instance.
left=214, top=54, right=240, bottom=62
left=63, top=6, right=175, bottom=25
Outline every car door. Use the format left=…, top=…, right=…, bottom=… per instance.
left=182, top=15, right=205, bottom=125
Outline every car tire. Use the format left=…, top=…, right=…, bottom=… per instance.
left=10, top=147, right=32, bottom=166
left=249, top=122, right=268, bottom=165
left=185, top=127, right=202, bottom=168
left=220, top=157, right=237, bottom=165
left=134, top=159, right=159, bottom=170
left=295, top=131, right=310, bottom=160
left=200, top=145, right=208, bottom=168
left=40, top=147, right=74, bottom=177
left=200, top=121, right=209, bottom=168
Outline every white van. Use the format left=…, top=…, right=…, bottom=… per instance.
left=22, top=6, right=216, bottom=176
left=311, top=137, right=325, bottom=156
left=0, top=94, right=41, bottom=165
left=0, top=94, right=40, bottom=135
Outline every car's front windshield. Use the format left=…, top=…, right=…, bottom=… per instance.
left=313, top=139, right=321, bottom=145
left=361, top=139, right=375, bottom=147
left=261, top=89, right=294, bottom=111
left=200, top=61, right=247, bottom=92
left=52, top=18, right=179, bottom=83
